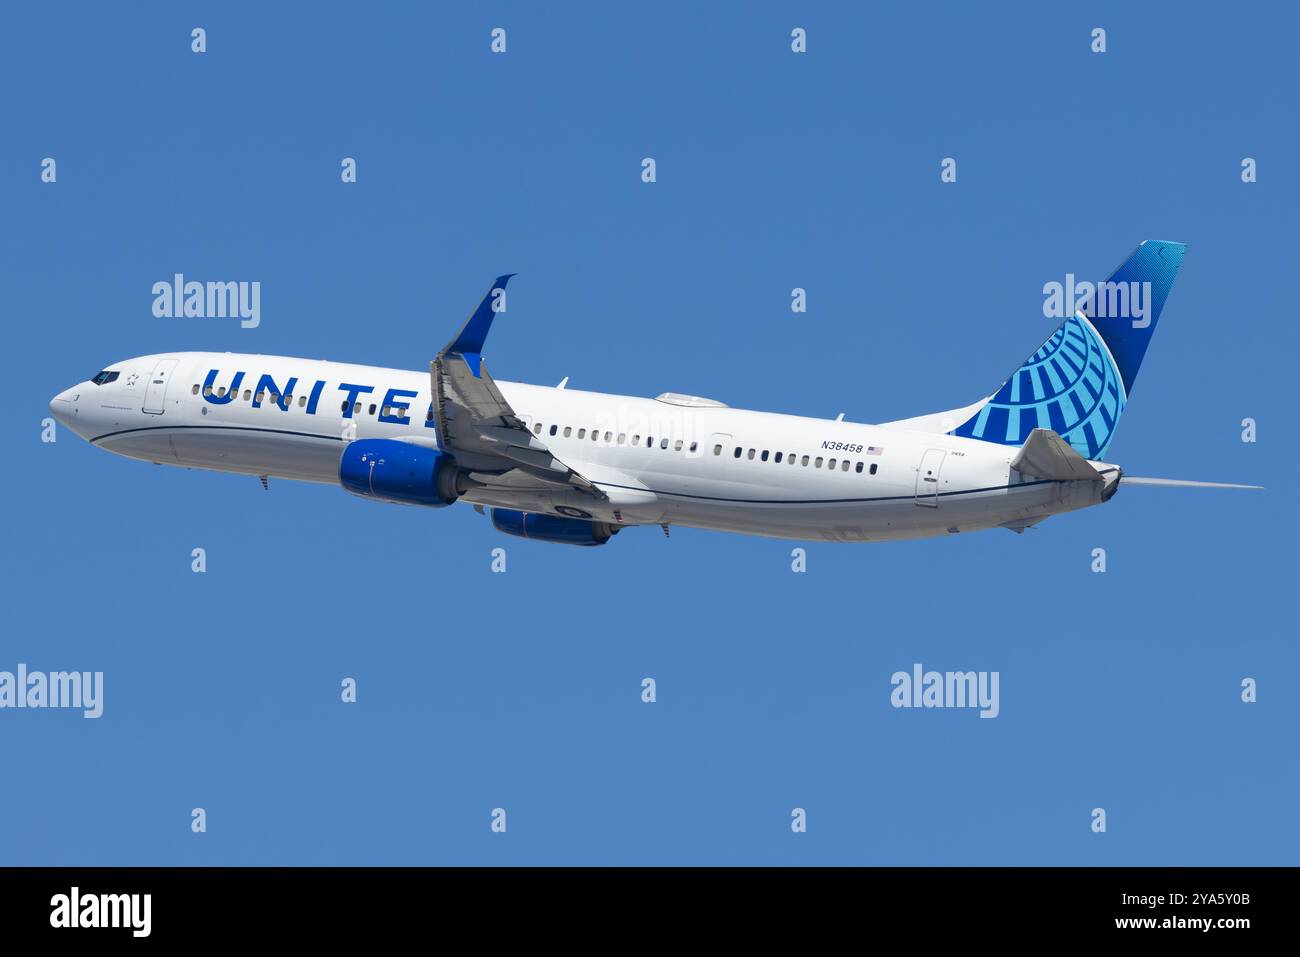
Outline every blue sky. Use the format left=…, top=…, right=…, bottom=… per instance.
left=2, top=2, right=1295, bottom=864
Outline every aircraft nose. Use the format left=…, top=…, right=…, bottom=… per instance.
left=49, top=387, right=80, bottom=428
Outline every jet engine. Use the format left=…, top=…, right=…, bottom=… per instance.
left=339, top=438, right=470, bottom=508
left=490, top=508, right=619, bottom=546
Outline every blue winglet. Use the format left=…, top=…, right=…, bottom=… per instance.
left=443, top=274, right=515, bottom=377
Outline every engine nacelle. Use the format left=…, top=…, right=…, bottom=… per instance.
left=490, top=509, right=619, bottom=546
left=339, top=438, right=464, bottom=508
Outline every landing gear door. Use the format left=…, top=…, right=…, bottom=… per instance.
left=143, top=358, right=179, bottom=414
left=914, top=448, right=947, bottom=507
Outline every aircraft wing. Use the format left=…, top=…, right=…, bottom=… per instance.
left=427, top=276, right=606, bottom=501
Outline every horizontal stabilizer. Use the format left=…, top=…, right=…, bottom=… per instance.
left=1120, top=475, right=1262, bottom=490
left=1011, top=428, right=1102, bottom=482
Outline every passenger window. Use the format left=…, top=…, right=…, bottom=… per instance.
left=828, top=458, right=836, bottom=470
left=647, top=436, right=654, bottom=447
left=298, top=395, right=307, bottom=407
left=801, top=455, right=809, bottom=466
left=217, top=387, right=227, bottom=397
left=714, top=445, right=722, bottom=456
left=604, top=431, right=612, bottom=442
left=689, top=442, right=697, bottom=453
left=563, top=427, right=572, bottom=437
left=271, top=393, right=281, bottom=404
left=733, top=447, right=742, bottom=458
left=578, top=428, right=586, bottom=439
left=618, top=433, right=626, bottom=444
left=550, top=425, right=558, bottom=436
left=747, top=449, right=756, bottom=460
left=761, top=450, right=769, bottom=462
left=674, top=440, right=683, bottom=451
left=368, top=403, right=376, bottom=415
left=774, top=452, right=783, bottom=463
left=204, top=386, right=213, bottom=397
left=870, top=463, right=878, bottom=475
left=632, top=435, right=640, bottom=445
left=815, top=457, right=824, bottom=468
left=593, top=431, right=599, bottom=442
left=341, top=400, right=349, bottom=412
left=191, top=384, right=199, bottom=395
left=660, top=438, right=669, bottom=449
left=841, top=460, right=850, bottom=471
left=534, top=423, right=542, bottom=434
left=855, top=461, right=864, bottom=473
left=353, top=402, right=362, bottom=414
left=382, top=407, right=391, bottom=417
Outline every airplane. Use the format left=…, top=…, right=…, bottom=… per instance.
left=49, top=240, right=1258, bottom=546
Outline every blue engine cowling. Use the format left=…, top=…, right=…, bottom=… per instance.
left=339, top=439, right=462, bottom=508
left=490, top=508, right=618, bottom=546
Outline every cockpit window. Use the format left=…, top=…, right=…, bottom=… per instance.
left=91, top=370, right=120, bottom=386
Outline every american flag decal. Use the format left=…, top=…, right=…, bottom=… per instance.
left=866, top=446, right=884, bottom=455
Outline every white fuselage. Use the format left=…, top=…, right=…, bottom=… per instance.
left=50, top=352, right=1119, bottom=542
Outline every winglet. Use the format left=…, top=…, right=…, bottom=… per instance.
left=442, top=274, right=516, bottom=376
